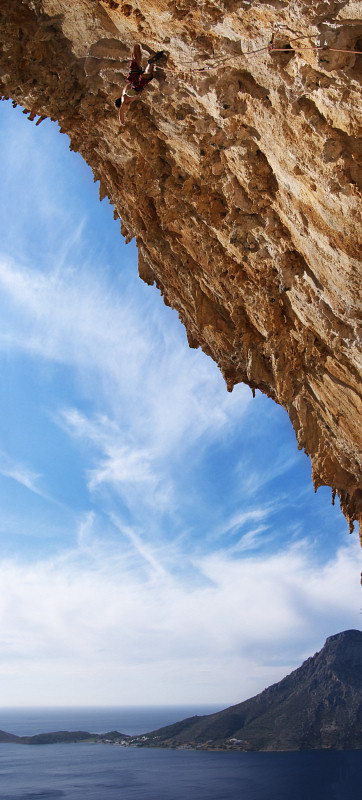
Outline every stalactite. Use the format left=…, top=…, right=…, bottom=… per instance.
left=0, top=0, right=360, bottom=541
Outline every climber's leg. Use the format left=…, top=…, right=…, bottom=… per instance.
left=132, top=43, right=142, bottom=68
left=117, top=86, right=138, bottom=125
left=137, top=52, right=164, bottom=90
left=118, top=95, right=131, bottom=126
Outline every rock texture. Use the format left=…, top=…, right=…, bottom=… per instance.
left=144, top=629, right=362, bottom=750
left=0, top=1, right=361, bottom=536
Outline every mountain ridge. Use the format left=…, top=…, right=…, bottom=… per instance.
left=1, top=630, right=361, bottom=751
left=142, top=629, right=362, bottom=750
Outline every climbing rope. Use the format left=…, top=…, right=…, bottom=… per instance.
left=269, top=45, right=362, bottom=55
left=115, top=29, right=361, bottom=79
left=156, top=37, right=361, bottom=76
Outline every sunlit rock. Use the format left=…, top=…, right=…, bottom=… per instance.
left=0, top=0, right=361, bottom=538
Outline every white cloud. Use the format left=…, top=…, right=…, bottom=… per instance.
left=209, top=503, right=281, bottom=555
left=0, top=255, right=143, bottom=369
left=230, top=525, right=269, bottom=553
left=0, top=515, right=360, bottom=706
left=60, top=409, right=158, bottom=491
left=0, top=253, right=256, bottom=527
left=221, top=507, right=271, bottom=535
left=110, top=514, right=168, bottom=581
left=236, top=450, right=301, bottom=496
left=0, top=255, right=251, bottom=457
left=0, top=449, right=41, bottom=494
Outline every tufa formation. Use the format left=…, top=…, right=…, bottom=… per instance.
left=0, top=1, right=361, bottom=538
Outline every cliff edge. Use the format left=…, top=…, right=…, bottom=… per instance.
left=0, top=1, right=361, bottom=537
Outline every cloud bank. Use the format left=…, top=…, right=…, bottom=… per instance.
left=0, top=514, right=360, bottom=706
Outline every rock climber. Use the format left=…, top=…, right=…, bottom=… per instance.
left=115, top=44, right=164, bottom=126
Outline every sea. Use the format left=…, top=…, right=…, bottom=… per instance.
left=0, top=707, right=361, bottom=800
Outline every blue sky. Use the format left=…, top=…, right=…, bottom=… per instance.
left=0, top=100, right=360, bottom=707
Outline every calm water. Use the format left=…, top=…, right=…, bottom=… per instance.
left=0, top=708, right=361, bottom=800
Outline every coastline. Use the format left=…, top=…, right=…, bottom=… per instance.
left=1, top=729, right=362, bottom=752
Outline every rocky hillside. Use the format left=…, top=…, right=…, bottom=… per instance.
left=145, top=629, right=362, bottom=750
left=1, top=631, right=361, bottom=750
left=0, top=1, right=361, bottom=537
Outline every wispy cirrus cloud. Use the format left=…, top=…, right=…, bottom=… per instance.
left=60, top=409, right=156, bottom=490
left=0, top=253, right=253, bottom=524
left=0, top=449, right=41, bottom=494
left=0, top=254, right=251, bottom=447
left=110, top=514, right=168, bottom=581
left=0, top=255, right=144, bottom=370
left=58, top=408, right=175, bottom=517
left=222, top=507, right=271, bottom=535
left=229, top=525, right=269, bottom=553
left=0, top=252, right=344, bottom=560
left=0, top=251, right=257, bottom=554
left=208, top=504, right=279, bottom=555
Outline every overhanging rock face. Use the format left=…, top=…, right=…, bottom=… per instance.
left=0, top=0, right=361, bottom=537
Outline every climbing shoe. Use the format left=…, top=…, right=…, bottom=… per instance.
left=148, top=51, right=164, bottom=64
